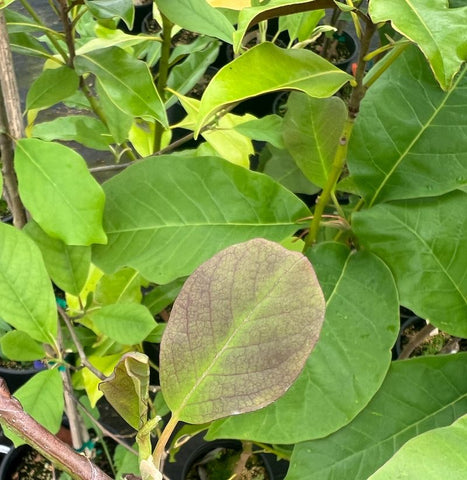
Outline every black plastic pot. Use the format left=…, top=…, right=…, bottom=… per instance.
left=0, top=444, right=26, bottom=479
left=119, top=2, right=153, bottom=35
left=163, top=433, right=289, bottom=480
left=0, top=362, right=44, bottom=393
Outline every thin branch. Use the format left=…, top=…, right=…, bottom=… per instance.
left=57, top=305, right=107, bottom=381
left=398, top=323, right=437, bottom=360
left=0, top=379, right=112, bottom=480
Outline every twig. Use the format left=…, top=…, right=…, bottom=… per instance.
left=57, top=305, right=107, bottom=381
left=0, top=379, right=112, bottom=480
left=398, top=323, right=437, bottom=360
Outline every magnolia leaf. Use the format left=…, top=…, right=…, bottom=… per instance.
left=95, top=267, right=143, bottom=305
left=26, top=66, right=79, bottom=110
left=207, top=244, right=399, bottom=443
left=369, top=0, right=467, bottom=90
left=160, top=238, right=326, bottom=424
left=195, top=42, right=354, bottom=134
left=75, top=47, right=167, bottom=126
left=287, top=354, right=467, bottom=480
left=142, top=278, right=185, bottom=315
left=0, top=223, right=56, bottom=344
left=99, top=352, right=149, bottom=429
left=348, top=46, right=467, bottom=204
left=283, top=92, right=347, bottom=188
left=370, top=414, right=467, bottom=480
left=90, top=304, right=156, bottom=345
left=207, top=0, right=250, bottom=8
left=15, top=139, right=106, bottom=246
left=84, top=0, right=134, bottom=29
left=32, top=116, right=112, bottom=151
left=92, top=155, right=310, bottom=284
left=3, top=369, right=64, bottom=447
left=233, top=0, right=335, bottom=52
left=156, top=0, right=235, bottom=44
left=0, top=330, right=46, bottom=361
left=353, top=191, right=467, bottom=337
left=0, top=0, right=16, bottom=8
left=233, top=114, right=285, bottom=149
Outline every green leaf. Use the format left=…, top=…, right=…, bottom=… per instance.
left=348, top=46, right=467, bottom=205
left=7, top=32, right=51, bottom=59
left=24, top=221, right=91, bottom=296
left=195, top=42, right=354, bottom=133
left=0, top=330, right=46, bottom=361
left=142, top=278, right=185, bottom=315
left=233, top=0, right=335, bottom=52
left=0, top=0, right=16, bottom=8
left=283, top=92, right=347, bottom=188
left=369, top=0, right=467, bottom=90
left=92, top=155, right=310, bottom=284
left=95, top=267, right=143, bottom=305
left=74, top=47, right=167, bottom=126
left=286, top=354, right=467, bottom=480
left=279, top=10, right=325, bottom=43
left=84, top=0, right=134, bottom=30
left=90, top=304, right=156, bottom=344
left=26, top=66, right=79, bottom=110
left=156, top=0, right=235, bottom=44
left=32, top=116, right=112, bottom=151
left=233, top=114, right=285, bottom=149
left=207, top=243, right=399, bottom=443
left=369, top=414, right=467, bottom=480
left=160, top=238, right=326, bottom=423
left=353, top=191, right=467, bottom=337
left=114, top=444, right=140, bottom=480
left=15, top=138, right=107, bottom=246
left=0, top=223, right=56, bottom=344
left=99, top=352, right=149, bottom=429
left=3, top=369, right=64, bottom=447
left=261, top=145, right=320, bottom=195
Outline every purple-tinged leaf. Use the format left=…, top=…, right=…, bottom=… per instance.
left=160, top=238, right=326, bottom=424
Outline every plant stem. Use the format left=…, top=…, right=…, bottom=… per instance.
left=57, top=0, right=76, bottom=66
left=0, top=379, right=112, bottom=480
left=0, top=11, right=27, bottom=228
left=152, top=413, right=179, bottom=471
left=154, top=14, right=173, bottom=153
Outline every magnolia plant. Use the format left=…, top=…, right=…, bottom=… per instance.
left=0, top=0, right=466, bottom=479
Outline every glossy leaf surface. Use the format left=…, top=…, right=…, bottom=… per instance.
left=92, top=155, right=310, bottom=284
left=75, top=47, right=167, bottom=126
left=0, top=330, right=45, bottom=361
left=348, top=46, right=467, bottom=204
left=4, top=369, right=64, bottom=447
left=370, top=0, right=467, bottom=90
left=156, top=0, right=235, bottom=44
left=15, top=139, right=107, bottom=246
left=207, top=243, right=399, bottom=442
left=0, top=223, right=56, bottom=343
left=283, top=92, right=347, bottom=188
left=90, top=304, right=156, bottom=345
left=160, top=238, right=326, bottom=424
left=84, top=0, right=133, bottom=29
left=287, top=354, right=467, bottom=480
left=195, top=42, right=354, bottom=133
left=370, top=414, right=467, bottom=480
left=99, top=352, right=149, bottom=429
left=353, top=191, right=467, bottom=337
left=26, top=66, right=79, bottom=110
left=24, top=221, right=90, bottom=297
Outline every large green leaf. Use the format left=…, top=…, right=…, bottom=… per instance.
left=369, top=0, right=467, bottom=90
left=3, top=369, right=64, bottom=447
left=347, top=46, right=467, bottom=205
left=156, top=0, right=235, bottom=44
left=195, top=42, right=354, bottom=134
left=92, top=155, right=310, bottom=284
left=32, top=116, right=112, bottom=151
left=84, top=0, right=134, bottom=29
left=15, top=139, right=107, bottom=246
left=370, top=414, right=467, bottom=479
left=233, top=0, right=334, bottom=52
left=99, top=352, right=149, bottom=429
left=353, top=190, right=467, bottom=337
left=0, top=223, right=56, bottom=344
left=0, top=330, right=46, bottom=361
left=207, top=243, right=399, bottom=443
left=74, top=47, right=167, bottom=126
left=286, top=354, right=467, bottom=480
left=283, top=92, right=347, bottom=188
left=160, top=238, right=326, bottom=424
left=24, top=221, right=91, bottom=297
left=26, top=66, right=79, bottom=110
left=95, top=267, right=143, bottom=305
left=90, top=303, right=156, bottom=345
